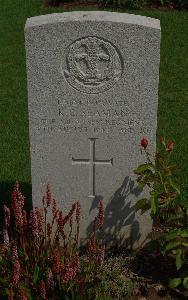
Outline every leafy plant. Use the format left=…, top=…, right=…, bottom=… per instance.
left=134, top=137, right=180, bottom=223
left=160, top=184, right=188, bottom=288
left=134, top=137, right=188, bottom=289
left=0, top=182, right=109, bottom=299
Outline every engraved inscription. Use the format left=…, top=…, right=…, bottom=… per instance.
left=64, top=36, right=123, bottom=94
left=72, top=138, right=113, bottom=198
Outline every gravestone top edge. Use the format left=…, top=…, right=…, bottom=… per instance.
left=25, top=11, right=160, bottom=31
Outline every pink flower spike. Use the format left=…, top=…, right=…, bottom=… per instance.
left=76, top=202, right=81, bottom=224
left=12, top=244, right=18, bottom=261
left=97, top=199, right=104, bottom=228
left=22, top=210, right=27, bottom=226
left=63, top=259, right=74, bottom=283
left=98, top=244, right=105, bottom=267
left=40, top=280, right=47, bottom=299
left=46, top=183, right=52, bottom=207
left=73, top=253, right=79, bottom=278
left=12, top=260, right=20, bottom=286
left=3, top=205, right=10, bottom=227
left=3, top=229, right=9, bottom=249
left=47, top=268, right=54, bottom=289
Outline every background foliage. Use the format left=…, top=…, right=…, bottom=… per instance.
left=46, top=0, right=188, bottom=9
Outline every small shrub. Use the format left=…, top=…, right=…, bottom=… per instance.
left=0, top=182, right=110, bottom=299
left=134, top=136, right=188, bottom=289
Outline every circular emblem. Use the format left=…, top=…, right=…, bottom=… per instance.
left=63, top=36, right=123, bottom=94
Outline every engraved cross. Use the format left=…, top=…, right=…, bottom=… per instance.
left=72, top=138, right=113, bottom=198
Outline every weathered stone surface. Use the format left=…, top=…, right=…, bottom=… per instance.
left=25, top=11, right=161, bottom=248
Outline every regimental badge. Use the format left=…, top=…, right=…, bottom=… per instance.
left=63, top=36, right=123, bottom=94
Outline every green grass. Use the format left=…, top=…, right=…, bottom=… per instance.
left=0, top=0, right=187, bottom=208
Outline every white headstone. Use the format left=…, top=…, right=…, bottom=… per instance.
left=25, top=11, right=161, bottom=248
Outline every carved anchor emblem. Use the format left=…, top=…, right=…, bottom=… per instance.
left=74, top=41, right=110, bottom=82
left=64, top=36, right=123, bottom=94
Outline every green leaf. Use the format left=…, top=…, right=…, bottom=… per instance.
left=183, top=277, right=188, bottom=289
left=165, top=229, right=180, bottom=241
left=166, top=214, right=183, bottom=223
left=0, top=256, right=3, bottom=263
left=177, top=197, right=188, bottom=209
left=134, top=163, right=154, bottom=175
left=150, top=195, right=157, bottom=215
left=140, top=203, right=151, bottom=215
left=182, top=242, right=188, bottom=247
left=165, top=241, right=182, bottom=253
left=134, top=198, right=149, bottom=212
left=179, top=229, right=188, bottom=238
left=137, top=181, right=146, bottom=189
left=176, top=249, right=184, bottom=270
left=169, top=278, right=182, bottom=288
left=33, top=265, right=40, bottom=284
left=170, top=180, right=180, bottom=194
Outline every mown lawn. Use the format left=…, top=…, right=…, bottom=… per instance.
left=0, top=0, right=187, bottom=209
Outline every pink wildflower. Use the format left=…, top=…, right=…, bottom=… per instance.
left=58, top=211, right=64, bottom=233
left=52, top=252, right=62, bottom=274
left=88, top=239, right=94, bottom=254
left=97, top=199, right=104, bottom=228
left=3, top=205, right=10, bottom=227
left=14, top=206, right=23, bottom=228
left=42, top=183, right=53, bottom=207
left=40, top=280, right=47, bottom=299
left=11, top=181, right=26, bottom=228
left=87, top=233, right=96, bottom=257
left=69, top=215, right=73, bottom=227
left=22, top=210, right=27, bottom=226
left=73, top=253, right=79, bottom=277
left=47, top=223, right=52, bottom=238
left=29, top=209, right=39, bottom=239
left=3, top=228, right=9, bottom=249
left=92, top=217, right=97, bottom=233
left=76, top=275, right=85, bottom=295
left=12, top=244, right=18, bottom=261
left=12, top=260, right=20, bottom=286
left=52, top=199, right=59, bottom=220
left=63, top=259, right=74, bottom=283
left=52, top=198, right=57, bottom=215
left=76, top=202, right=81, bottom=223
left=18, top=288, right=28, bottom=300
left=47, top=268, right=54, bottom=289
left=98, top=245, right=105, bottom=267
left=63, top=203, right=77, bottom=225
left=35, top=208, right=44, bottom=233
